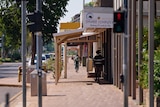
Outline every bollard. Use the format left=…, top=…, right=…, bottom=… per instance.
left=5, top=93, right=9, bottom=107
left=18, top=66, right=22, bottom=82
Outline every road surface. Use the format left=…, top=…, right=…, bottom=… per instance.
left=0, top=62, right=22, bottom=78
left=0, top=62, right=22, bottom=105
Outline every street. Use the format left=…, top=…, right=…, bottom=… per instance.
left=0, top=87, right=21, bottom=104
left=0, top=63, right=22, bottom=78
left=0, top=62, right=22, bottom=105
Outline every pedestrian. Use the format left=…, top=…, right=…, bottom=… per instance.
left=74, top=54, right=80, bottom=72
left=93, top=50, right=104, bottom=83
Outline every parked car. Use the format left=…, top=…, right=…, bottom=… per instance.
left=34, top=54, right=47, bottom=64
left=28, top=54, right=47, bottom=66
left=44, top=54, right=51, bottom=60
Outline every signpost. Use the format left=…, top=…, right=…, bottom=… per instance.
left=123, top=0, right=128, bottom=107
left=35, top=0, right=43, bottom=107
left=148, top=0, right=154, bottom=106
left=21, top=0, right=27, bottom=107
left=113, top=1, right=128, bottom=106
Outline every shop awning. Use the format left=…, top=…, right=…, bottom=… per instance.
left=66, top=28, right=106, bottom=43
left=67, top=32, right=98, bottom=43
left=53, top=28, right=84, bottom=44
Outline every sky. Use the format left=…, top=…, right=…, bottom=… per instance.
left=59, top=0, right=92, bottom=23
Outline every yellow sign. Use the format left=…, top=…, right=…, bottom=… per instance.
left=60, top=22, right=80, bottom=30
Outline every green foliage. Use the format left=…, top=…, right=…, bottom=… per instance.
left=138, top=18, right=160, bottom=97
left=139, top=50, right=148, bottom=89
left=154, top=19, right=160, bottom=49
left=0, top=0, right=69, bottom=58
left=67, top=50, right=77, bottom=55
left=0, top=2, right=21, bottom=52
left=45, top=58, right=55, bottom=71
left=27, top=0, right=69, bottom=44
left=10, top=50, right=21, bottom=61
left=0, top=58, right=12, bottom=62
left=44, top=41, right=54, bottom=52
left=154, top=47, right=160, bottom=97
left=85, top=2, right=94, bottom=7
left=45, top=58, right=63, bottom=78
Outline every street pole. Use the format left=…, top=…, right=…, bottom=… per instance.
left=123, top=0, right=128, bottom=106
left=131, top=0, right=136, bottom=100
left=83, top=0, right=85, bottom=9
left=21, top=0, right=27, bottom=107
left=148, top=0, right=154, bottom=107
left=36, top=0, right=43, bottom=107
left=138, top=0, right=143, bottom=104
left=1, top=34, right=4, bottom=60
left=36, top=32, right=42, bottom=107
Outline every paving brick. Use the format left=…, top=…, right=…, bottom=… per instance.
left=6, top=58, right=141, bottom=107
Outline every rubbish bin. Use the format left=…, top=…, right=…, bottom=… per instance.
left=87, top=58, right=93, bottom=71
left=82, top=57, right=86, bottom=66
left=30, top=70, right=47, bottom=96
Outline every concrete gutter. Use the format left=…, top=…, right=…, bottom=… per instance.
left=0, top=83, right=30, bottom=88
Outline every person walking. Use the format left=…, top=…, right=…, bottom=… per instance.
left=74, top=54, right=80, bottom=72
left=93, top=50, right=104, bottom=83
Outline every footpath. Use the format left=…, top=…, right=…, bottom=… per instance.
left=0, top=58, right=142, bottom=107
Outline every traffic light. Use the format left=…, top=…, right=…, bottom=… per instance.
left=113, top=11, right=125, bottom=33
left=27, top=11, right=42, bottom=32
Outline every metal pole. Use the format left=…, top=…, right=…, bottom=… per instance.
left=36, top=0, right=43, bottom=107
left=123, top=0, right=128, bottom=106
left=36, top=32, right=42, bottom=107
left=138, top=0, right=143, bottom=104
left=5, top=93, right=9, bottom=107
left=131, top=0, right=136, bottom=100
left=127, top=0, right=131, bottom=96
left=83, top=0, right=85, bottom=9
left=21, top=0, right=27, bottom=107
left=1, top=34, right=4, bottom=59
left=148, top=0, right=154, bottom=106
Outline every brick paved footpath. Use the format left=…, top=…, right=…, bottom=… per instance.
left=1, top=58, right=142, bottom=107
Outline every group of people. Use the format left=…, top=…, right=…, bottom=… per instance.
left=71, top=50, right=104, bottom=83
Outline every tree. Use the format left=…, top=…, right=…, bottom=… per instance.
left=0, top=1, right=21, bottom=57
left=26, top=0, right=69, bottom=64
left=85, top=1, right=94, bottom=7
left=26, top=0, right=69, bottom=44
left=0, top=0, right=69, bottom=60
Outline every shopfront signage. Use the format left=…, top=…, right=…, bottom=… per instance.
left=83, top=12, right=113, bottom=28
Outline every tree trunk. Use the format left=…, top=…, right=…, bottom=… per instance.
left=31, top=32, right=36, bottom=65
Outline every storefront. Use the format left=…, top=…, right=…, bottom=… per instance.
left=53, top=7, right=113, bottom=84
